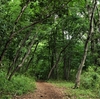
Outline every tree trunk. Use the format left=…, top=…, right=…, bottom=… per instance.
left=74, top=45, right=88, bottom=88
left=66, top=57, right=71, bottom=80
left=63, top=53, right=67, bottom=80
left=48, top=32, right=79, bottom=79
left=7, top=31, right=31, bottom=77
left=7, top=35, right=37, bottom=80
left=0, top=14, right=50, bottom=66
left=0, top=1, right=30, bottom=64
left=74, top=0, right=97, bottom=88
left=24, top=42, right=39, bottom=72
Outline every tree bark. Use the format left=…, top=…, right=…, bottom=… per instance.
left=24, top=42, right=39, bottom=72
left=0, top=1, right=30, bottom=64
left=66, top=57, right=71, bottom=80
left=63, top=52, right=67, bottom=80
left=7, top=31, right=31, bottom=77
left=7, top=35, right=37, bottom=80
left=0, top=14, right=51, bottom=65
left=48, top=32, right=79, bottom=79
left=74, top=0, right=97, bottom=88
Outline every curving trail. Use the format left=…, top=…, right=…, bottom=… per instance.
left=14, top=82, right=68, bottom=99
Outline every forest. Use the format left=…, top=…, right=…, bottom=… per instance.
left=0, top=0, right=100, bottom=99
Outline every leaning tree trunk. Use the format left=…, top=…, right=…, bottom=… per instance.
left=0, top=1, right=30, bottom=64
left=7, top=35, right=37, bottom=80
left=24, top=42, right=39, bottom=72
left=7, top=31, right=31, bottom=77
left=48, top=31, right=79, bottom=79
left=74, top=0, right=97, bottom=88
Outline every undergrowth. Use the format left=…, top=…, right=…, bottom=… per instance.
left=49, top=80, right=99, bottom=99
left=49, top=66, right=100, bottom=99
left=0, top=71, right=36, bottom=99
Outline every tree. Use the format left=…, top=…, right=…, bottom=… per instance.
left=74, top=0, right=97, bottom=88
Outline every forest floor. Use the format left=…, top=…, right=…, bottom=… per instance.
left=13, top=81, right=69, bottom=99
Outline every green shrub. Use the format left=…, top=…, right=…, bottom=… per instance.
left=11, top=75, right=36, bottom=95
left=81, top=66, right=100, bottom=89
left=80, top=66, right=100, bottom=98
left=0, top=71, right=36, bottom=98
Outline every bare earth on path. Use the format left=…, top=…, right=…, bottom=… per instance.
left=13, top=82, right=68, bottom=99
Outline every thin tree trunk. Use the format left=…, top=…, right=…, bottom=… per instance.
left=48, top=32, right=80, bottom=79
left=0, top=15, right=51, bottom=65
left=53, top=30, right=57, bottom=79
left=0, top=0, right=72, bottom=65
left=24, top=42, right=39, bottom=72
left=66, top=57, right=71, bottom=80
left=63, top=52, right=67, bottom=80
left=74, top=0, right=97, bottom=88
left=51, top=50, right=55, bottom=78
left=0, top=0, right=30, bottom=64
left=48, top=39, right=72, bottom=79
left=7, top=31, right=31, bottom=77
left=8, top=35, right=37, bottom=80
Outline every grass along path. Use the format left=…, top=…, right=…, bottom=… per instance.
left=13, top=81, right=99, bottom=99
left=13, top=81, right=67, bottom=99
left=50, top=80, right=99, bottom=99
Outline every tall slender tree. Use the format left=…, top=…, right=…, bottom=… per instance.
left=74, top=0, right=97, bottom=88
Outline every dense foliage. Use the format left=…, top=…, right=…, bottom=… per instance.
left=81, top=66, right=100, bottom=89
left=0, top=71, right=35, bottom=98
left=0, top=0, right=100, bottom=98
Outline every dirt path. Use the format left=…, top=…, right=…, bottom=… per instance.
left=13, top=82, right=68, bottom=99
